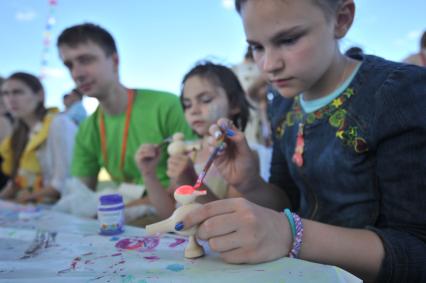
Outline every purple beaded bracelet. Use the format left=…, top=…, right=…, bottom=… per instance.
left=288, top=212, right=304, bottom=258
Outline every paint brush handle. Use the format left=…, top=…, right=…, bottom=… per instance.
left=158, top=136, right=173, bottom=147
left=193, top=141, right=225, bottom=189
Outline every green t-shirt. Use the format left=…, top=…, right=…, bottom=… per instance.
left=71, top=89, right=196, bottom=187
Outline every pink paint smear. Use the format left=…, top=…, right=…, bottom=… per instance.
left=169, top=238, right=186, bottom=248
left=115, top=237, right=159, bottom=252
left=144, top=255, right=160, bottom=261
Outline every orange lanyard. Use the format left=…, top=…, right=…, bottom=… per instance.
left=99, top=89, right=134, bottom=172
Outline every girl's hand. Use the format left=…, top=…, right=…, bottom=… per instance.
left=167, top=153, right=197, bottom=186
left=134, top=144, right=161, bottom=178
left=0, top=181, right=17, bottom=200
left=180, top=198, right=292, bottom=263
left=16, top=190, right=35, bottom=204
left=208, top=118, right=259, bottom=189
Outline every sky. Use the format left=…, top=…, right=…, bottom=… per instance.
left=0, top=0, right=425, bottom=113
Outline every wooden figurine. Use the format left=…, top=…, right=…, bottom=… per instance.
left=145, top=185, right=206, bottom=258
left=146, top=131, right=221, bottom=258
left=166, top=132, right=200, bottom=156
left=167, top=133, right=186, bottom=155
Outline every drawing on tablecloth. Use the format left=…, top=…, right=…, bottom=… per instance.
left=0, top=200, right=362, bottom=283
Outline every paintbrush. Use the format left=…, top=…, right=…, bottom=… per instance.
left=158, top=136, right=173, bottom=147
left=193, top=131, right=225, bottom=190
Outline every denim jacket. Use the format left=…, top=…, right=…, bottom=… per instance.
left=269, top=55, right=426, bottom=282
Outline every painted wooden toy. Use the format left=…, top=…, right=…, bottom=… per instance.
left=145, top=185, right=206, bottom=258
left=146, top=130, right=225, bottom=259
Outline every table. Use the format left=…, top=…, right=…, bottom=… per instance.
left=0, top=200, right=361, bottom=283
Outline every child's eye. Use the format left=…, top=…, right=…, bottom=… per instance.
left=182, top=102, right=191, bottom=109
left=278, top=35, right=301, bottom=46
left=200, top=96, right=213, bottom=104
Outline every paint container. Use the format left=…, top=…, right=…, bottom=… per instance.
left=97, top=194, right=125, bottom=235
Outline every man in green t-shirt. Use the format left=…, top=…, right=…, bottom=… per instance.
left=57, top=23, right=195, bottom=193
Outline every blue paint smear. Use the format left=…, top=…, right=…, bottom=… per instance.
left=121, top=274, right=135, bottom=283
left=166, top=264, right=184, bottom=272
left=110, top=236, right=120, bottom=241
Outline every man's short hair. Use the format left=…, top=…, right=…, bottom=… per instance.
left=57, top=23, right=117, bottom=56
left=71, top=88, right=83, bottom=99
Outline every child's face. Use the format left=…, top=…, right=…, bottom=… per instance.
left=182, top=76, right=232, bottom=137
left=241, top=0, right=340, bottom=99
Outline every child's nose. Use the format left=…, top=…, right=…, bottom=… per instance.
left=262, top=48, right=284, bottom=73
left=189, top=103, right=202, bottom=114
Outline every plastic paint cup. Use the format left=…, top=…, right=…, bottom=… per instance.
left=97, top=194, right=125, bottom=236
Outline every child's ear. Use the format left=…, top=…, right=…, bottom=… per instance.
left=334, top=0, right=355, bottom=39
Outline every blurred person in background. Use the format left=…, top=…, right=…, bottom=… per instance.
left=63, top=88, right=87, bottom=125
left=0, top=76, right=14, bottom=190
left=0, top=72, right=76, bottom=204
left=403, top=30, right=426, bottom=67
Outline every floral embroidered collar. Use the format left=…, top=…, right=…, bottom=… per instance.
left=276, top=87, right=355, bottom=135
left=275, top=87, right=368, bottom=167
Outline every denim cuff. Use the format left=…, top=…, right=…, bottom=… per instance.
left=367, top=226, right=426, bottom=283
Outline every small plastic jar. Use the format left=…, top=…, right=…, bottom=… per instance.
left=97, top=194, right=125, bottom=235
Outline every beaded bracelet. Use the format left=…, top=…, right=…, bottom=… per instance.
left=288, top=212, right=304, bottom=258
left=284, top=208, right=296, bottom=238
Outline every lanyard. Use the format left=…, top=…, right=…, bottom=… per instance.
left=99, top=89, right=134, bottom=173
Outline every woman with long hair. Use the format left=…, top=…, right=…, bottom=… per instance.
left=0, top=72, right=77, bottom=203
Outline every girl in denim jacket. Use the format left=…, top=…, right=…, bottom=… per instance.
left=177, top=1, right=426, bottom=282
